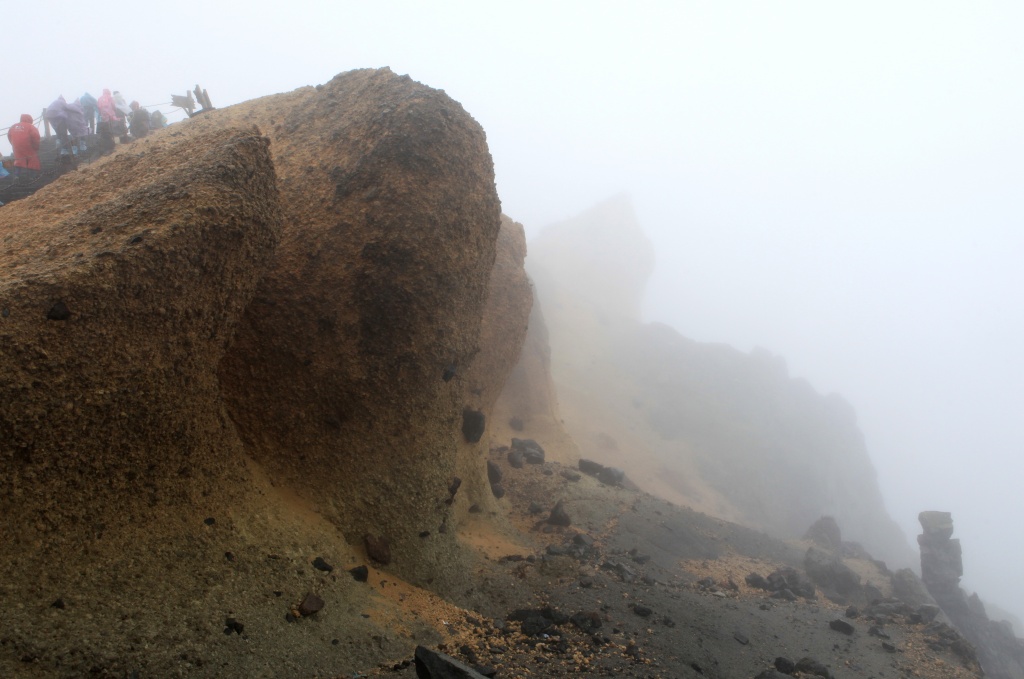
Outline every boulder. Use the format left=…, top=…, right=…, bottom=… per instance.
left=804, top=516, right=842, bottom=549
left=210, top=68, right=502, bottom=583
left=511, top=437, right=545, bottom=464
left=804, top=546, right=863, bottom=604
left=414, top=645, right=490, bottom=679
left=919, top=511, right=955, bottom=542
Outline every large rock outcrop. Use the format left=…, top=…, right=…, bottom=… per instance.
left=206, top=68, right=502, bottom=583
left=0, top=125, right=281, bottom=542
left=0, top=68, right=509, bottom=675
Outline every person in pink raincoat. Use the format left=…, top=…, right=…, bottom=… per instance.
left=96, top=89, right=117, bottom=122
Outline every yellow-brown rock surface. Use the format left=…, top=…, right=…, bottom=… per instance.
left=208, top=68, right=502, bottom=582
left=0, top=125, right=281, bottom=540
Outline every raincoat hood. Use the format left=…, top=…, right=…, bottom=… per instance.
left=20, top=113, right=32, bottom=124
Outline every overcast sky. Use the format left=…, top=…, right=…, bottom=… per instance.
left=6, top=1, right=1024, bottom=623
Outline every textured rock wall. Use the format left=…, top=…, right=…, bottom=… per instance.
left=0, top=126, right=281, bottom=545
left=456, top=216, right=534, bottom=509
left=203, top=68, right=502, bottom=584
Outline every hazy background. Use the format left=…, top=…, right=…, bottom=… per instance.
left=5, top=2, right=1023, bottom=621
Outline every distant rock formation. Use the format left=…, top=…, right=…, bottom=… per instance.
left=522, top=196, right=914, bottom=568
left=919, top=512, right=1024, bottom=679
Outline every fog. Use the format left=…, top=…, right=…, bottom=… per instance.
left=6, top=2, right=1023, bottom=623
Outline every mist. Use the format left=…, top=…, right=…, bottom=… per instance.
left=5, top=1, right=1023, bottom=625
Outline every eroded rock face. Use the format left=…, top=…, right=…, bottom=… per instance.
left=0, top=126, right=281, bottom=541
left=199, top=68, right=502, bottom=582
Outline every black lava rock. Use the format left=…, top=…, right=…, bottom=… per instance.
left=414, top=645, right=490, bottom=678
left=547, top=500, right=571, bottom=527
left=462, top=409, right=485, bottom=443
left=486, top=460, right=502, bottom=484
left=349, top=565, right=369, bottom=582
left=829, top=618, right=855, bottom=635
left=312, top=556, right=334, bottom=572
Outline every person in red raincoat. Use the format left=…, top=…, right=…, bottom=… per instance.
left=7, top=114, right=41, bottom=177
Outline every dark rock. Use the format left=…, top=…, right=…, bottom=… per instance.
left=795, top=657, right=834, bottom=678
left=596, top=466, right=625, bottom=486
left=203, top=517, right=216, bottom=526
left=578, top=458, right=605, bottom=476
left=572, top=533, right=594, bottom=547
left=745, top=572, right=769, bottom=590
left=560, top=470, right=581, bottom=482
left=468, top=504, right=481, bottom=514
left=829, top=618, right=855, bottom=635
left=805, top=546, right=862, bottom=604
left=224, top=617, right=245, bottom=634
left=631, top=553, right=651, bottom=565
left=755, top=672, right=790, bottom=679
left=51, top=598, right=65, bottom=609
left=527, top=501, right=544, bottom=515
left=882, top=641, right=897, bottom=652
left=772, top=588, right=798, bottom=602
left=804, top=516, right=842, bottom=549
left=461, top=409, right=485, bottom=443
left=448, top=476, right=462, bottom=498
left=547, top=500, right=571, bottom=527
left=733, top=631, right=749, bottom=645
left=47, top=301, right=71, bottom=321
left=615, top=562, right=636, bottom=583
left=868, top=626, right=890, bottom=639
left=919, top=510, right=955, bottom=541
left=364, top=534, right=391, bottom=565
left=511, top=437, right=545, bottom=464
left=661, top=616, right=675, bottom=627
left=298, top=593, right=324, bottom=617
left=579, top=577, right=594, bottom=589
left=570, top=611, right=602, bottom=633
left=845, top=605, right=859, bottom=618
left=489, top=482, right=505, bottom=499
left=774, top=656, right=796, bottom=673
left=312, top=556, right=334, bottom=572
left=471, top=665, right=496, bottom=678
left=349, top=565, right=369, bottom=582
left=486, top=460, right=502, bottom=484
left=419, top=531, right=430, bottom=538
left=519, top=616, right=551, bottom=636
left=442, top=363, right=457, bottom=382
left=507, top=449, right=524, bottom=468
left=632, top=604, right=653, bottom=618
left=766, top=567, right=816, bottom=599
left=508, top=416, right=523, bottom=431
left=414, top=645, right=490, bottom=679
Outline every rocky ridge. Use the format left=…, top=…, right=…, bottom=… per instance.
left=0, top=67, right=1016, bottom=679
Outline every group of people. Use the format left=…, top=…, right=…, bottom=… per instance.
left=3, top=89, right=169, bottom=182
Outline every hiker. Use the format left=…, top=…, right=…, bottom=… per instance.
left=129, top=101, right=150, bottom=139
left=79, top=92, right=98, bottom=134
left=97, top=89, right=117, bottom=122
left=149, top=109, right=167, bottom=130
left=44, top=96, right=72, bottom=156
left=7, top=113, right=41, bottom=178
left=112, top=91, right=131, bottom=141
left=66, top=99, right=90, bottom=154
